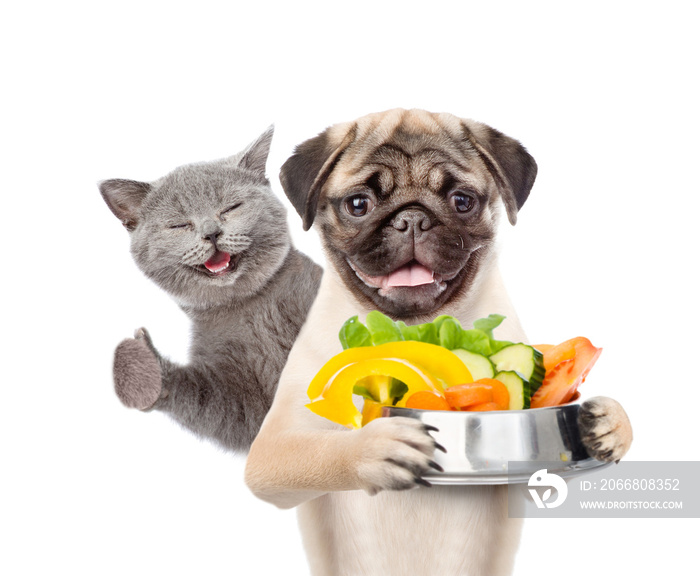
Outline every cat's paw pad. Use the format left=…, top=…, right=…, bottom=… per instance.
left=353, top=416, right=443, bottom=495
left=113, top=331, right=162, bottom=410
left=578, top=396, right=633, bottom=463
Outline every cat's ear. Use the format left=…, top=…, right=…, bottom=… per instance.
left=99, top=179, right=151, bottom=231
left=236, top=125, right=274, bottom=176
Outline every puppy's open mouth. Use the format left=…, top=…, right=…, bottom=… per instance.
left=348, top=259, right=456, bottom=296
left=195, top=250, right=241, bottom=277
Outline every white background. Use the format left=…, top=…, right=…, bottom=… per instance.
left=2, top=1, right=698, bottom=574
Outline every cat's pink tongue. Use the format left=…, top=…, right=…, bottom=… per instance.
left=385, top=262, right=435, bottom=287
left=204, top=251, right=231, bottom=273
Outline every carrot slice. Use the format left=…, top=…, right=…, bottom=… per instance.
left=444, top=382, right=492, bottom=409
left=405, top=391, right=452, bottom=411
left=444, top=379, right=510, bottom=410
left=473, top=378, right=510, bottom=410
left=465, top=401, right=503, bottom=412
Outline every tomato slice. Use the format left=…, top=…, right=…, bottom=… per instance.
left=541, top=340, right=577, bottom=371
left=532, top=344, right=554, bottom=355
left=530, top=337, right=602, bottom=408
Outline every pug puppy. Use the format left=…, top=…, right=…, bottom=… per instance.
left=245, top=109, right=632, bottom=576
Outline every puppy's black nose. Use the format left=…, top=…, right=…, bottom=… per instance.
left=391, top=209, right=433, bottom=233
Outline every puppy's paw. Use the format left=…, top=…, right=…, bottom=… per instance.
left=352, top=416, right=443, bottom=496
left=113, top=328, right=163, bottom=410
left=578, top=396, right=633, bottom=463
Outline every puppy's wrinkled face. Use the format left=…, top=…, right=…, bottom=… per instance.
left=280, top=109, right=537, bottom=319
left=321, top=132, right=501, bottom=317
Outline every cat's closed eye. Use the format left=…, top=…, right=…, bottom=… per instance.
left=169, top=222, right=192, bottom=230
left=221, top=203, right=242, bottom=217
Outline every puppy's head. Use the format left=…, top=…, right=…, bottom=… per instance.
left=280, top=109, right=537, bottom=318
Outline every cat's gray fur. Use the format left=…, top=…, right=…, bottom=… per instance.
left=100, top=127, right=322, bottom=452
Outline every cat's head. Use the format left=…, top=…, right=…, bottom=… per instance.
left=100, top=126, right=291, bottom=308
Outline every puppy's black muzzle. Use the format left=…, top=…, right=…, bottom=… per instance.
left=390, top=208, right=434, bottom=234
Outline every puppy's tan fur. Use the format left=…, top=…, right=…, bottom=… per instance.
left=245, top=109, right=632, bottom=576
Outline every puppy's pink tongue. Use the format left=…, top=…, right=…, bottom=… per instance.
left=386, top=263, right=434, bottom=287
left=204, top=251, right=231, bottom=273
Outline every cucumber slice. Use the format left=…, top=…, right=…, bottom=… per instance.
left=489, top=343, right=545, bottom=393
left=451, top=349, right=495, bottom=381
left=494, top=370, right=530, bottom=410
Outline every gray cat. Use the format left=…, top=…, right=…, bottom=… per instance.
left=100, top=127, right=322, bottom=452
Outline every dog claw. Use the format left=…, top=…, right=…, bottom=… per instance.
left=428, top=460, right=444, bottom=473
left=434, top=442, right=447, bottom=453
left=415, top=477, right=433, bottom=488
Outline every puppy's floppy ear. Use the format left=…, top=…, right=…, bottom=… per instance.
left=279, top=124, right=357, bottom=230
left=460, top=120, right=538, bottom=225
left=99, top=179, right=151, bottom=231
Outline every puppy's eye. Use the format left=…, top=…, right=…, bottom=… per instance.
left=168, top=222, right=191, bottom=230
left=344, top=194, right=375, bottom=217
left=450, top=191, right=477, bottom=214
left=221, top=203, right=242, bottom=216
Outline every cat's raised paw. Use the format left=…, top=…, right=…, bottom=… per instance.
left=113, top=330, right=163, bottom=410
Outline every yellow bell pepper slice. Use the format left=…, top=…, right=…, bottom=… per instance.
left=306, top=356, right=457, bottom=429
left=355, top=374, right=393, bottom=404
left=361, top=399, right=384, bottom=426
left=307, top=341, right=473, bottom=401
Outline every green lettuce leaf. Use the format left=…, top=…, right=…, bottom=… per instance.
left=365, top=310, right=404, bottom=346
left=339, top=316, right=372, bottom=350
left=398, top=321, right=439, bottom=345
left=438, top=318, right=462, bottom=350
left=458, top=328, right=493, bottom=356
left=473, top=314, right=506, bottom=339
left=489, top=339, right=513, bottom=354
left=416, top=323, right=439, bottom=345
left=431, top=315, right=454, bottom=334
left=338, top=311, right=518, bottom=358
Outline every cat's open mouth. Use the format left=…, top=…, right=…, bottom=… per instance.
left=196, top=250, right=241, bottom=277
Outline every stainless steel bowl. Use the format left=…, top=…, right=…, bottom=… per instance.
left=382, top=402, right=612, bottom=484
